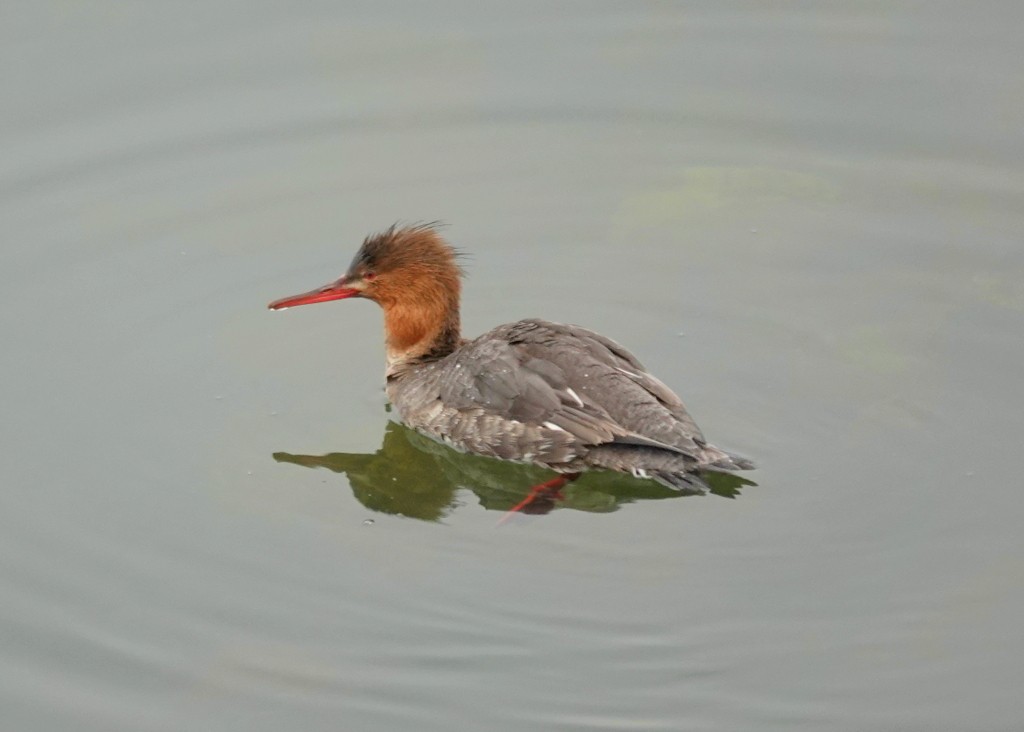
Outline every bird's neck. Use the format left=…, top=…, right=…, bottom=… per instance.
left=383, top=294, right=462, bottom=376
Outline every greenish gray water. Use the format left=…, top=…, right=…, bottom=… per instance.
left=2, top=2, right=1022, bottom=730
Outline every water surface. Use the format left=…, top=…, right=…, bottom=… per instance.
left=3, top=2, right=1023, bottom=730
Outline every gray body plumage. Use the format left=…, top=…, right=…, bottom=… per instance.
left=386, top=319, right=752, bottom=494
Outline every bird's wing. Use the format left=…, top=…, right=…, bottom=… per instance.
left=435, top=319, right=706, bottom=460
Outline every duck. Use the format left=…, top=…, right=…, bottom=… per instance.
left=269, top=223, right=753, bottom=510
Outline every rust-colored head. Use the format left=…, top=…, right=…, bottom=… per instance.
left=268, top=223, right=465, bottom=364
left=268, top=223, right=462, bottom=311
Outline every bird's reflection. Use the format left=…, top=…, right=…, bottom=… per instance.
left=273, top=421, right=755, bottom=522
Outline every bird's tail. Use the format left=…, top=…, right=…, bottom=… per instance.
left=699, top=445, right=756, bottom=472
left=586, top=443, right=754, bottom=496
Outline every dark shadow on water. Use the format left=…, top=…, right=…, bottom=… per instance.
left=273, top=421, right=755, bottom=522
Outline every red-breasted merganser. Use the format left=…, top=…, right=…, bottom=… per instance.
left=269, top=224, right=753, bottom=504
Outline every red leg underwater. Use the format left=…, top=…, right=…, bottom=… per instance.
left=498, top=472, right=581, bottom=525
